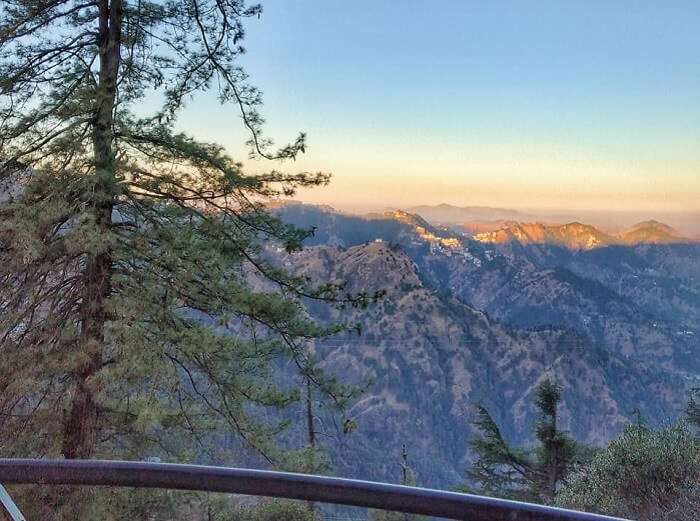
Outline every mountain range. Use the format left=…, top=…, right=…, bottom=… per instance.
left=401, top=203, right=700, bottom=240
left=405, top=203, right=530, bottom=224
left=271, top=202, right=700, bottom=488
left=473, top=220, right=690, bottom=250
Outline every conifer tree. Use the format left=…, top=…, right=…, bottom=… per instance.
left=0, top=0, right=372, bottom=516
left=557, top=421, right=700, bottom=520
left=463, top=378, right=582, bottom=503
left=685, top=388, right=700, bottom=430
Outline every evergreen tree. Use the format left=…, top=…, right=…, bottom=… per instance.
left=685, top=388, right=700, bottom=430
left=0, top=1, right=373, bottom=517
left=463, top=378, right=583, bottom=503
left=557, top=421, right=700, bottom=521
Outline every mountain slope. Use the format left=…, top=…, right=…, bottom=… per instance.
left=474, top=222, right=609, bottom=250
left=275, top=203, right=699, bottom=351
left=618, top=220, right=685, bottom=245
left=280, top=242, right=686, bottom=487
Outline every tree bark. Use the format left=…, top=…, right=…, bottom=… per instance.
left=305, top=377, right=318, bottom=514
left=306, top=377, right=316, bottom=449
left=62, top=0, right=122, bottom=462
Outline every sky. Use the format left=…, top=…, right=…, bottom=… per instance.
left=173, top=1, right=700, bottom=216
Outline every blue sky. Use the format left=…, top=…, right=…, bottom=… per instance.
left=175, top=1, right=700, bottom=213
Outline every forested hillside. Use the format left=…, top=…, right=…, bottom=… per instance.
left=272, top=203, right=698, bottom=486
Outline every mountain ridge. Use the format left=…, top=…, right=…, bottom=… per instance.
left=474, top=220, right=692, bottom=250
left=270, top=201, right=700, bottom=487
left=279, top=241, right=684, bottom=486
left=270, top=201, right=695, bottom=249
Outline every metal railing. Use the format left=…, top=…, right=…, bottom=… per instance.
left=0, top=459, right=630, bottom=521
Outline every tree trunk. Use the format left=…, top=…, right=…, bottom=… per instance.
left=62, top=0, right=122, bottom=462
left=305, top=377, right=318, bottom=514
left=543, top=412, right=559, bottom=500
left=306, top=377, right=316, bottom=449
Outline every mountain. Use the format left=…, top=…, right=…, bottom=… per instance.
left=454, top=219, right=517, bottom=236
left=273, top=204, right=699, bottom=341
left=272, top=203, right=700, bottom=488
left=273, top=202, right=465, bottom=250
left=406, top=203, right=529, bottom=224
left=618, top=220, right=684, bottom=245
left=280, top=242, right=684, bottom=487
left=474, top=222, right=615, bottom=250
left=472, top=220, right=693, bottom=250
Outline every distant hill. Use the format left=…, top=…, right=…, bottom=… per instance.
left=400, top=203, right=700, bottom=240
left=406, top=203, right=530, bottom=224
left=473, top=220, right=694, bottom=250
left=618, top=220, right=685, bottom=245
left=474, top=222, right=615, bottom=250
left=455, top=219, right=518, bottom=236
left=273, top=202, right=463, bottom=249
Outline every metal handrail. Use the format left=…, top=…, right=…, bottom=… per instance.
left=0, top=459, right=630, bottom=521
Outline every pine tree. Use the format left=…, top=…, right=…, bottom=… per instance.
left=685, top=388, right=700, bottom=430
left=533, top=379, right=578, bottom=499
left=0, top=1, right=372, bottom=517
left=463, top=378, right=583, bottom=503
left=542, top=391, right=700, bottom=519
left=557, top=421, right=700, bottom=520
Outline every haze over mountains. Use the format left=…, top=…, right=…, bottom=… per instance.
left=271, top=201, right=699, bottom=487
left=406, top=204, right=530, bottom=224
left=402, top=203, right=700, bottom=239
